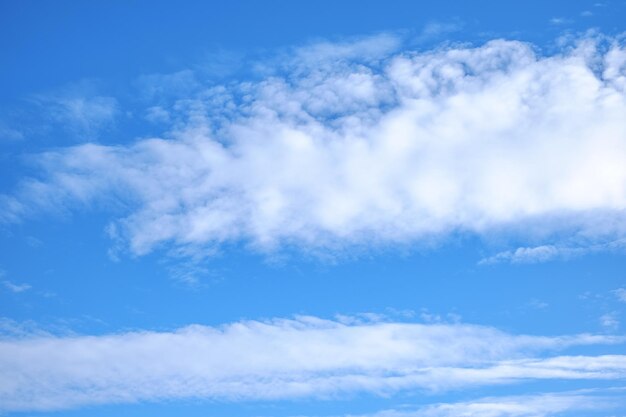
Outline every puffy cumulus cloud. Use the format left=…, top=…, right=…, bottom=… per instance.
left=1, top=316, right=625, bottom=412
left=4, top=35, right=626, bottom=258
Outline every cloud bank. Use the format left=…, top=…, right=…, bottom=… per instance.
left=3, top=35, right=626, bottom=258
left=1, top=316, right=625, bottom=412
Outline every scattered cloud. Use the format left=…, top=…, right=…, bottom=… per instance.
left=0, top=123, right=24, bottom=141
left=479, top=245, right=575, bottom=265
left=614, top=288, right=626, bottom=303
left=416, top=21, right=463, bottom=42
left=1, top=316, right=625, bottom=412
left=3, top=35, right=626, bottom=261
left=24, top=236, right=43, bottom=248
left=600, top=312, right=620, bottom=331
left=549, top=17, right=573, bottom=25
left=29, top=86, right=119, bottom=139
left=1, top=280, right=31, bottom=293
left=134, top=70, right=199, bottom=102
left=0, top=270, right=32, bottom=293
left=480, top=239, right=626, bottom=265
left=0, top=80, right=121, bottom=143
left=419, top=309, right=462, bottom=324
left=144, top=105, right=171, bottom=124
left=280, top=33, right=401, bottom=70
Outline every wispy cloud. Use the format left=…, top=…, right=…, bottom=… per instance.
left=549, top=17, right=573, bottom=25
left=1, top=316, right=625, bottom=412
left=0, top=270, right=31, bottom=293
left=480, top=239, right=626, bottom=265
left=339, top=388, right=625, bottom=417
left=415, top=21, right=463, bottom=42
left=4, top=35, right=626, bottom=260
left=12, top=80, right=121, bottom=141
left=601, top=312, right=620, bottom=331
left=134, top=69, right=199, bottom=102
left=0, top=123, right=24, bottom=141
left=479, top=245, right=575, bottom=265
left=614, top=288, right=626, bottom=303
left=41, top=94, right=118, bottom=137
left=1, top=280, right=31, bottom=293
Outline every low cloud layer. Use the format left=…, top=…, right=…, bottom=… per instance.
left=3, top=35, right=626, bottom=259
left=1, top=316, right=625, bottom=412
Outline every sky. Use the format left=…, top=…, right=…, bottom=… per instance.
left=1, top=1, right=626, bottom=416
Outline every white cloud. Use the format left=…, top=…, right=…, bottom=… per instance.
left=480, top=238, right=626, bottom=265
left=0, top=123, right=24, bottom=141
left=273, top=33, right=401, bottom=73
left=601, top=312, right=620, bottom=331
left=144, top=105, right=171, bottom=123
left=4, top=35, right=626, bottom=259
left=134, top=69, right=199, bottom=102
left=614, top=288, right=626, bottom=303
left=549, top=17, right=573, bottom=25
left=1, top=280, right=31, bottom=293
left=52, top=96, right=118, bottom=131
left=0, top=316, right=625, bottom=412
left=0, top=271, right=31, bottom=293
left=418, top=21, right=462, bottom=40
left=479, top=245, right=572, bottom=265
left=30, top=89, right=119, bottom=138
left=343, top=388, right=625, bottom=417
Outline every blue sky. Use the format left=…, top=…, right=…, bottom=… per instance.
left=2, top=1, right=626, bottom=416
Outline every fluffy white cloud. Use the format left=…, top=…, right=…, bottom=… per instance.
left=0, top=316, right=625, bottom=412
left=4, top=35, right=626, bottom=258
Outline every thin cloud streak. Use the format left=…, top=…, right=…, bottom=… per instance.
left=340, top=388, right=626, bottom=417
